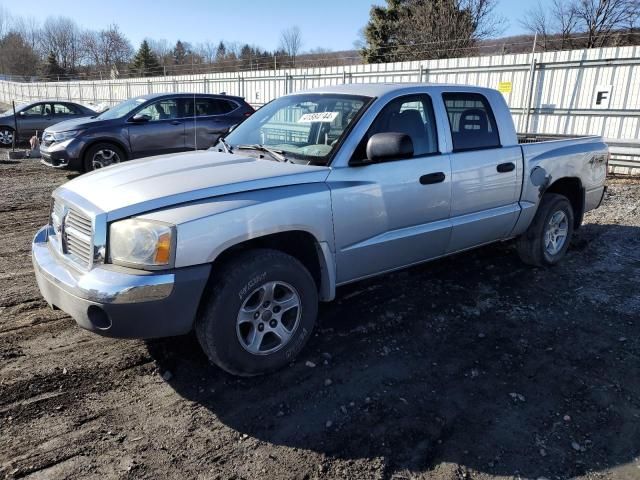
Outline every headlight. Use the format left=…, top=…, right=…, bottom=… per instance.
left=109, top=219, right=174, bottom=269
left=52, top=129, right=83, bottom=142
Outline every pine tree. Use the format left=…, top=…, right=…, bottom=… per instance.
left=174, top=40, right=188, bottom=65
left=360, top=0, right=403, bottom=64
left=43, top=51, right=65, bottom=78
left=131, top=40, right=161, bottom=77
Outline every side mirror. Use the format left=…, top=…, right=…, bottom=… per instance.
left=131, top=113, right=151, bottom=123
left=18, top=111, right=25, bottom=116
left=365, top=132, right=414, bottom=163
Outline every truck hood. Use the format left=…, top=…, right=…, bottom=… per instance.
left=57, top=150, right=331, bottom=220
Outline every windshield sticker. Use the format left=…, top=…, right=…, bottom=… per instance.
left=298, top=112, right=339, bottom=123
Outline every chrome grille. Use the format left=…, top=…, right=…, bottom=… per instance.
left=50, top=198, right=94, bottom=269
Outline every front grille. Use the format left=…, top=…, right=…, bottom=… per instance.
left=50, top=198, right=94, bottom=269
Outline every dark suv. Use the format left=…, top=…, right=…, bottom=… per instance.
left=40, top=93, right=254, bottom=171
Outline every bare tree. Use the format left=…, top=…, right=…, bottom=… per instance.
left=575, top=0, right=639, bottom=47
left=194, top=40, right=218, bottom=64
left=0, top=5, right=11, bottom=40
left=279, top=26, right=303, bottom=67
left=522, top=0, right=579, bottom=50
left=147, top=38, right=173, bottom=72
left=81, top=25, right=132, bottom=71
left=463, top=0, right=507, bottom=40
left=12, top=16, right=40, bottom=52
left=553, top=0, right=580, bottom=49
left=40, top=17, right=82, bottom=72
left=521, top=3, right=552, bottom=49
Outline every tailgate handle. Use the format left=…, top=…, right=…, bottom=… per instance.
left=419, top=172, right=446, bottom=185
left=497, top=162, right=515, bottom=173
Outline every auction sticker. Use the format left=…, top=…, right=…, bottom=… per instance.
left=298, top=112, right=339, bottom=123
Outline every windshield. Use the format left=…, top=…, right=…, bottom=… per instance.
left=224, top=93, right=371, bottom=164
left=95, top=97, right=147, bottom=120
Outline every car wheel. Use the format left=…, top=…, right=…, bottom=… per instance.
left=196, top=248, right=318, bottom=376
left=516, top=193, right=575, bottom=267
left=83, top=143, right=125, bottom=171
left=0, top=128, right=14, bottom=146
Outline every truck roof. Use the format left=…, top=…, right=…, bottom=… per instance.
left=293, top=82, right=500, bottom=98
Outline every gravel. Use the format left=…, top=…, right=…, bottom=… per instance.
left=1, top=156, right=639, bottom=479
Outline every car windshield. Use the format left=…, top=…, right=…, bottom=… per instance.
left=95, top=97, right=147, bottom=120
left=224, top=93, right=372, bottom=164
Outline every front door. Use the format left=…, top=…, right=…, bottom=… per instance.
left=128, top=98, right=185, bottom=158
left=17, top=103, right=53, bottom=139
left=442, top=92, right=521, bottom=253
left=329, top=94, right=452, bottom=284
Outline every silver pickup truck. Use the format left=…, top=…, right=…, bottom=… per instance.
left=32, top=83, right=608, bottom=376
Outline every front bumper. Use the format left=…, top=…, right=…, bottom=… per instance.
left=40, top=139, right=83, bottom=170
left=32, top=226, right=211, bottom=339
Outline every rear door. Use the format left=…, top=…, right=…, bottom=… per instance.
left=128, top=98, right=185, bottom=158
left=442, top=92, right=521, bottom=253
left=329, top=94, right=452, bottom=283
left=53, top=102, right=88, bottom=122
left=184, top=97, right=240, bottom=150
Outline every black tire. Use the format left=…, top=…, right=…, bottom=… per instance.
left=83, top=143, right=126, bottom=172
left=0, top=127, right=15, bottom=146
left=516, top=193, right=575, bottom=267
left=196, top=249, right=318, bottom=376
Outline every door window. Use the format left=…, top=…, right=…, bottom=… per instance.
left=53, top=103, right=80, bottom=116
left=442, top=93, right=500, bottom=151
left=353, top=94, right=438, bottom=161
left=21, top=104, right=48, bottom=117
left=188, top=98, right=238, bottom=117
left=136, top=99, right=178, bottom=121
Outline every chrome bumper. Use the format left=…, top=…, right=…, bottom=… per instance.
left=32, top=225, right=210, bottom=339
left=32, top=225, right=174, bottom=304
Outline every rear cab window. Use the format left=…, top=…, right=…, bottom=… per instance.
left=442, top=93, right=500, bottom=151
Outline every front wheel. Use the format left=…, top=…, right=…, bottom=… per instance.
left=83, top=143, right=125, bottom=172
left=196, top=249, right=318, bottom=376
left=516, top=193, right=575, bottom=267
left=0, top=127, right=14, bottom=146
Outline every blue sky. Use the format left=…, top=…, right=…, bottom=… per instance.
left=1, top=0, right=546, bottom=52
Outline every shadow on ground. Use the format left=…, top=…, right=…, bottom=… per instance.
left=147, top=223, right=640, bottom=478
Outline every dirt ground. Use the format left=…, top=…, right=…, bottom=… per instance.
left=0, top=154, right=639, bottom=480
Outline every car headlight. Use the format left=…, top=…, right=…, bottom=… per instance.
left=52, top=129, right=83, bottom=142
left=109, top=219, right=175, bottom=269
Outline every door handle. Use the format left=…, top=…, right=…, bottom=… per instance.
left=171, top=120, right=182, bottom=125
left=419, top=172, right=446, bottom=185
left=497, top=162, right=516, bottom=173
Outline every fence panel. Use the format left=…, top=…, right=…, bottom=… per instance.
left=1, top=45, right=639, bottom=172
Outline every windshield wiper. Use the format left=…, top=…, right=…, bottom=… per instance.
left=235, top=144, right=288, bottom=163
left=217, top=137, right=233, bottom=154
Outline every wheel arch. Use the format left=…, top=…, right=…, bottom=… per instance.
left=544, top=177, right=584, bottom=229
left=208, top=230, right=336, bottom=302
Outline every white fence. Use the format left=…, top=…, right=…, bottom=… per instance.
left=1, top=45, right=639, bottom=173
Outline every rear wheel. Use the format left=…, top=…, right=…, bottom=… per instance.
left=83, top=143, right=125, bottom=171
left=0, top=127, right=14, bottom=146
left=516, top=193, right=575, bottom=266
left=196, top=249, right=318, bottom=376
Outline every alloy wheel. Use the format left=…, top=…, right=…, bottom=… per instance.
left=92, top=149, right=121, bottom=169
left=544, top=210, right=569, bottom=256
left=236, top=280, right=301, bottom=355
